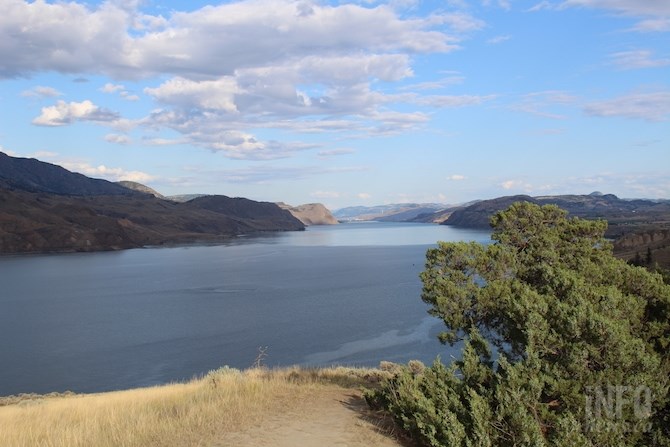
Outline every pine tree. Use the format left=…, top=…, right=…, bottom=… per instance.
left=368, top=202, right=670, bottom=446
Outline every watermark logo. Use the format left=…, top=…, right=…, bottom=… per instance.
left=584, top=385, right=652, bottom=433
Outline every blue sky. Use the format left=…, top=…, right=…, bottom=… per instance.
left=0, top=0, right=668, bottom=209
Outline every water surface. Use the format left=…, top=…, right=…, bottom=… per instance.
left=0, top=222, right=489, bottom=395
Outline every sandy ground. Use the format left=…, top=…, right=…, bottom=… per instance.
left=214, top=386, right=412, bottom=447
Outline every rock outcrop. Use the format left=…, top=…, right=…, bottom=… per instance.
left=277, top=203, right=338, bottom=225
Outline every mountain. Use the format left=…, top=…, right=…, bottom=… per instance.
left=277, top=203, right=338, bottom=225
left=117, top=181, right=164, bottom=198
left=333, top=203, right=445, bottom=222
left=0, top=152, right=139, bottom=196
left=166, top=194, right=209, bottom=203
left=443, top=193, right=670, bottom=237
left=0, top=152, right=304, bottom=253
left=442, top=193, right=670, bottom=268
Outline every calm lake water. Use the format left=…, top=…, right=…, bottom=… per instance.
left=0, top=222, right=490, bottom=396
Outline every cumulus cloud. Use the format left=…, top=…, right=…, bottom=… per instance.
left=584, top=91, right=670, bottom=121
left=32, top=100, right=120, bottom=126
left=3, top=0, right=492, bottom=161
left=501, top=179, right=532, bottom=190
left=101, top=83, right=140, bottom=101
left=357, top=192, right=372, bottom=199
left=57, top=161, right=155, bottom=183
left=0, top=0, right=463, bottom=79
left=100, top=83, right=125, bottom=93
left=21, top=86, right=62, bottom=98
left=144, top=77, right=239, bottom=113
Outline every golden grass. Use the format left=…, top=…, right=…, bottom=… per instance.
left=0, top=366, right=389, bottom=447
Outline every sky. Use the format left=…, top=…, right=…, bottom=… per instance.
left=0, top=0, right=668, bottom=209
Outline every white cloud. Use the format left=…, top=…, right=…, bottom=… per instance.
left=584, top=91, right=670, bottom=121
left=500, top=179, right=533, bottom=191
left=101, top=83, right=140, bottom=101
left=21, top=86, right=62, bottom=98
left=559, top=0, right=670, bottom=32
left=203, top=165, right=366, bottom=184
left=487, top=34, right=511, bottom=44
left=560, top=0, right=670, bottom=17
left=120, top=92, right=140, bottom=101
left=438, top=12, right=486, bottom=33
left=510, top=90, right=578, bottom=119
left=357, top=192, right=372, bottom=199
left=567, top=172, right=670, bottom=198
left=447, top=174, right=466, bottom=181
left=57, top=161, right=155, bottom=183
left=416, top=94, right=496, bottom=108
left=3, top=0, right=493, bottom=161
left=630, top=18, right=670, bottom=32
left=104, top=133, right=131, bottom=145
left=527, top=1, right=555, bottom=12
left=31, top=151, right=58, bottom=159
left=0, top=0, right=464, bottom=79
left=32, top=100, right=120, bottom=126
left=144, top=77, right=239, bottom=113
left=609, top=50, right=670, bottom=70
left=100, top=83, right=125, bottom=93
left=400, top=75, right=465, bottom=91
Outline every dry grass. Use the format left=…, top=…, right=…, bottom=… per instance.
left=0, top=366, right=389, bottom=447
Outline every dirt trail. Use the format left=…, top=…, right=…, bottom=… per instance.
left=214, top=387, right=411, bottom=447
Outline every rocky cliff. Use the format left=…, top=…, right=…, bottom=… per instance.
left=277, top=203, right=338, bottom=225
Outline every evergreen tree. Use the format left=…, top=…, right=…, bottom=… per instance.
left=368, top=202, right=670, bottom=446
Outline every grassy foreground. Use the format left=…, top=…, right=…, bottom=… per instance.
left=0, top=366, right=389, bottom=447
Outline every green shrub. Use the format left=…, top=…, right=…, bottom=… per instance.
left=368, top=203, right=670, bottom=447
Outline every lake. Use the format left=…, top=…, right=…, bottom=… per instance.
left=0, top=222, right=490, bottom=396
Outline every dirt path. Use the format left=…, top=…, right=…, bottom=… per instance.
left=214, top=386, right=412, bottom=447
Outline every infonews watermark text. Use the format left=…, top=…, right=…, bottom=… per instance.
left=584, top=385, right=653, bottom=433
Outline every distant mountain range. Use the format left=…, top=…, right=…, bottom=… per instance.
left=442, top=193, right=670, bottom=237
left=441, top=193, right=670, bottom=268
left=333, top=193, right=670, bottom=267
left=0, top=152, right=305, bottom=254
left=333, top=203, right=447, bottom=222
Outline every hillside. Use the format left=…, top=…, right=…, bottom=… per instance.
left=0, top=152, right=139, bottom=196
left=333, top=203, right=445, bottom=222
left=0, top=367, right=403, bottom=447
left=0, top=152, right=304, bottom=254
left=277, top=203, right=338, bottom=225
left=443, top=193, right=670, bottom=236
left=443, top=193, right=670, bottom=267
left=116, top=181, right=164, bottom=198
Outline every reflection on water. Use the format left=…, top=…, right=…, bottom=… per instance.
left=0, top=222, right=489, bottom=395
